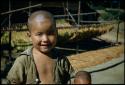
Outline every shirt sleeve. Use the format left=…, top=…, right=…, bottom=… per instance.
left=6, top=56, right=26, bottom=84
left=60, top=57, right=75, bottom=84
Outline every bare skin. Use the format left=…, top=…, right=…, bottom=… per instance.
left=74, top=77, right=91, bottom=84
left=74, top=71, right=91, bottom=84
left=33, top=49, right=56, bottom=84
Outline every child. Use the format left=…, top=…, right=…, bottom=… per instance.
left=4, top=11, right=91, bottom=84
left=74, top=71, right=91, bottom=84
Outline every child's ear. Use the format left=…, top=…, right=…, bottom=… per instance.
left=27, top=32, right=31, bottom=37
left=27, top=32, right=32, bottom=42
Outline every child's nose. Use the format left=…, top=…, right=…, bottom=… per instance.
left=42, top=34, right=49, bottom=42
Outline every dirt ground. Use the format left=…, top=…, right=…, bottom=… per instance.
left=68, top=44, right=124, bottom=70
left=68, top=22, right=124, bottom=70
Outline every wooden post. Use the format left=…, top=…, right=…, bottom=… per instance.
left=66, top=8, right=77, bottom=25
left=78, top=0, right=81, bottom=26
left=76, top=0, right=81, bottom=54
left=116, top=0, right=121, bottom=44
left=66, top=0, right=69, bottom=19
left=28, top=1, right=31, bottom=16
left=9, top=0, right=12, bottom=60
left=1, top=4, right=42, bottom=15
left=62, top=2, right=66, bottom=15
left=116, top=21, right=120, bottom=44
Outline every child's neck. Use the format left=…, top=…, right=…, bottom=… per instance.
left=32, top=48, right=54, bottom=60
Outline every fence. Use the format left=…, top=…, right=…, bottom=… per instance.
left=1, top=0, right=121, bottom=61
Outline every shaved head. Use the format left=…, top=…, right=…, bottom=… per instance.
left=27, top=11, right=57, bottom=54
left=28, top=11, right=56, bottom=31
left=75, top=71, right=91, bottom=83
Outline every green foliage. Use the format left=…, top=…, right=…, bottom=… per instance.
left=1, top=32, right=9, bottom=44
left=56, top=19, right=66, bottom=24
left=105, top=9, right=125, bottom=20
left=98, top=9, right=125, bottom=21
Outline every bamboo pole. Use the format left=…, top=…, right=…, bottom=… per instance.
left=66, top=0, right=69, bottom=19
left=54, top=12, right=97, bottom=18
left=76, top=0, right=81, bottom=54
left=28, top=1, right=31, bottom=16
left=8, top=0, right=12, bottom=60
left=65, top=8, right=78, bottom=26
left=1, top=3, right=42, bottom=15
left=116, top=21, right=120, bottom=43
left=78, top=0, right=81, bottom=26
left=116, top=0, right=121, bottom=44
left=62, top=2, right=66, bottom=15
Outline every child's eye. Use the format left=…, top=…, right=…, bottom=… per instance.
left=47, top=31, right=54, bottom=35
left=36, top=32, right=43, bottom=36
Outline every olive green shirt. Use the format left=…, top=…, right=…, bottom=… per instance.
left=6, top=47, right=75, bottom=84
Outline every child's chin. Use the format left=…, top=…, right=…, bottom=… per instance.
left=39, top=46, right=53, bottom=53
left=40, top=49, right=50, bottom=53
left=42, top=51, right=49, bottom=53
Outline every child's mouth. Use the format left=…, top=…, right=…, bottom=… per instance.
left=41, top=44, right=50, bottom=48
left=42, top=44, right=48, bottom=46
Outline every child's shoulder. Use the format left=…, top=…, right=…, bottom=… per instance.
left=20, top=46, right=33, bottom=56
left=15, top=47, right=33, bottom=63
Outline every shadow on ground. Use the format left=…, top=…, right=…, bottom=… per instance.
left=56, top=38, right=117, bottom=56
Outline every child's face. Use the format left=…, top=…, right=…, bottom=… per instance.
left=29, top=18, right=57, bottom=53
left=74, top=77, right=91, bottom=84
